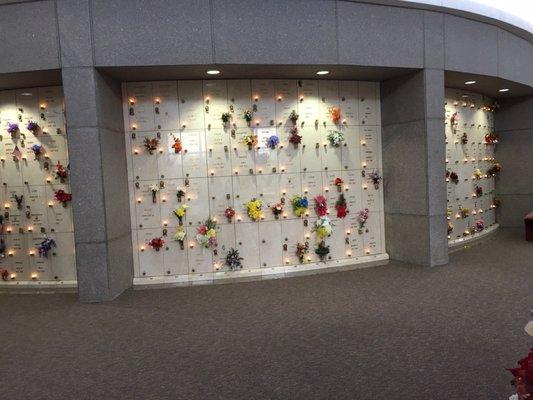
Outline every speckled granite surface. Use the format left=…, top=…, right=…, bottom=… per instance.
left=0, top=228, right=530, bottom=400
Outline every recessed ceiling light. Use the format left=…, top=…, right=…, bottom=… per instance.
left=206, top=70, right=220, bottom=75
left=465, top=80, right=476, bottom=85
left=20, top=92, right=32, bottom=96
left=316, top=70, right=329, bottom=75
left=499, top=88, right=509, bottom=92
left=462, top=95, right=469, bottom=98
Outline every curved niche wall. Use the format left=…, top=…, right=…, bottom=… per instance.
left=0, top=86, right=76, bottom=286
left=445, top=88, right=500, bottom=246
left=123, top=80, right=387, bottom=285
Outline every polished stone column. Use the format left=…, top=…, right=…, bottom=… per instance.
left=380, top=69, right=449, bottom=266
left=494, top=96, right=533, bottom=227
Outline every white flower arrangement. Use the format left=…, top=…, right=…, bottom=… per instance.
left=327, top=130, right=345, bottom=147
left=314, top=216, right=333, bottom=240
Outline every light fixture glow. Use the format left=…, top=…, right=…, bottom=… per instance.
left=465, top=80, right=476, bottom=85
left=499, top=88, right=509, bottom=92
left=206, top=70, right=220, bottom=75
left=316, top=70, right=329, bottom=75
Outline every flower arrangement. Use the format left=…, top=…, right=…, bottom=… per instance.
left=291, top=195, right=309, bottom=217
left=314, top=216, right=333, bottom=241
left=271, top=202, right=284, bottom=219
left=461, top=132, right=468, bottom=144
left=224, top=207, right=235, bottom=223
left=447, top=220, right=453, bottom=234
left=266, top=135, right=280, bottom=149
left=334, top=177, right=344, bottom=192
left=225, top=248, right=243, bottom=270
left=487, top=162, right=502, bottom=177
left=38, top=237, right=56, bottom=258
left=26, top=121, right=39, bottom=134
left=173, top=204, right=188, bottom=225
left=54, top=190, right=72, bottom=207
left=53, top=161, right=68, bottom=183
left=221, top=112, right=231, bottom=125
left=449, top=171, right=459, bottom=184
left=246, top=198, right=262, bottom=221
left=289, top=110, right=299, bottom=125
left=314, top=195, right=328, bottom=217
left=7, top=122, right=18, bottom=136
left=368, top=171, right=382, bottom=189
left=484, top=133, right=499, bottom=145
left=148, top=237, right=165, bottom=251
left=243, top=109, right=253, bottom=126
left=196, top=218, right=217, bottom=248
left=493, top=197, right=501, bottom=208
left=315, top=241, right=330, bottom=262
left=327, top=130, right=344, bottom=147
left=474, top=219, right=485, bottom=232
left=508, top=348, right=533, bottom=400
left=459, top=207, right=470, bottom=219
left=474, top=185, right=483, bottom=197
left=335, top=193, right=348, bottom=219
left=30, top=144, right=44, bottom=159
left=357, top=208, right=369, bottom=234
left=329, top=107, right=342, bottom=125
left=241, top=134, right=258, bottom=150
left=289, top=127, right=302, bottom=147
left=149, top=184, right=159, bottom=203
left=450, top=112, right=458, bottom=126
left=143, top=137, right=159, bottom=154
left=296, top=242, right=310, bottom=263
left=173, top=226, right=186, bottom=250
left=473, top=168, right=483, bottom=180
left=172, top=137, right=182, bottom=153
left=176, top=189, right=186, bottom=202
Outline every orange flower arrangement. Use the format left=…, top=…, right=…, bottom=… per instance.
left=172, top=137, right=182, bottom=153
left=329, top=107, right=341, bottom=125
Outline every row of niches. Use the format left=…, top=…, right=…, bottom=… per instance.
left=134, top=212, right=384, bottom=277
left=444, top=88, right=499, bottom=242
left=131, top=172, right=383, bottom=230
left=127, top=126, right=380, bottom=181
left=0, top=87, right=74, bottom=283
left=125, top=80, right=380, bottom=133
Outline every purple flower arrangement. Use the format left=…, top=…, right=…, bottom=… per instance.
left=31, top=144, right=43, bottom=158
left=7, top=122, right=18, bottom=135
left=267, top=135, right=280, bottom=149
left=38, top=237, right=56, bottom=258
left=26, top=121, right=39, bottom=134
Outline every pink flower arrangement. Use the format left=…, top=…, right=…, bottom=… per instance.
left=314, top=195, right=328, bottom=217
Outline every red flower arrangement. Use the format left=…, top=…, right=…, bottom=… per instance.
left=484, top=133, right=499, bottom=145
left=54, top=190, right=72, bottom=207
left=329, top=107, right=342, bottom=125
left=224, top=207, right=235, bottom=223
left=314, top=195, right=328, bottom=217
left=271, top=202, right=284, bottom=219
left=54, top=161, right=68, bottom=183
left=289, top=127, right=302, bottom=147
left=508, top=348, right=533, bottom=399
left=0, top=268, right=8, bottom=281
left=335, top=193, right=348, bottom=219
left=148, top=237, right=165, bottom=251
left=334, top=177, right=344, bottom=192
left=172, top=137, right=182, bottom=153
left=143, top=137, right=159, bottom=155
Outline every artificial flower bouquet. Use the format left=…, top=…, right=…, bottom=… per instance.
left=296, top=242, right=310, bottom=264
left=357, top=208, right=369, bottom=234
left=315, top=241, right=330, bottom=262
left=53, top=161, right=68, bottom=183
left=196, top=218, right=217, bottom=248
left=225, top=248, right=243, bottom=270
left=54, top=190, right=72, bottom=207
left=173, top=204, right=188, bottom=225
left=143, top=137, right=159, bottom=154
left=334, top=177, right=344, bottom=192
left=473, top=168, right=483, bottom=180
left=267, top=135, right=280, bottom=149
left=449, top=171, right=459, bottom=184
left=271, top=202, right=284, bottom=219
left=335, top=193, right=348, bottom=219
left=176, top=189, right=186, bottom=202
left=327, top=130, right=344, bottom=147
left=173, top=226, right=186, bottom=250
left=487, top=162, right=502, bottom=177
left=243, top=109, right=253, bottom=126
left=329, top=107, right=341, bottom=125
left=289, top=110, right=299, bottom=125
left=314, top=217, right=333, bottom=241
left=246, top=198, right=262, bottom=221
left=508, top=348, right=533, bottom=400
left=241, top=134, right=258, bottom=150
left=172, top=137, right=182, bottom=153
left=474, top=219, right=485, bottom=232
left=38, top=237, right=56, bottom=258
left=484, top=132, right=499, bottom=145
left=30, top=144, right=44, bottom=159
left=148, top=237, right=165, bottom=251
left=7, top=122, right=18, bottom=137
left=291, top=195, right=309, bottom=217
left=224, top=207, right=235, bottom=223
left=314, top=195, right=328, bottom=217
left=221, top=111, right=232, bottom=125
left=289, top=127, right=302, bottom=147
left=26, top=121, right=39, bottom=135
left=149, top=184, right=159, bottom=203
left=368, top=171, right=382, bottom=189
left=459, top=207, right=470, bottom=219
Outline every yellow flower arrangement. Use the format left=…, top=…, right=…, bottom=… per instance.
left=173, top=204, right=188, bottom=224
left=245, top=198, right=262, bottom=221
